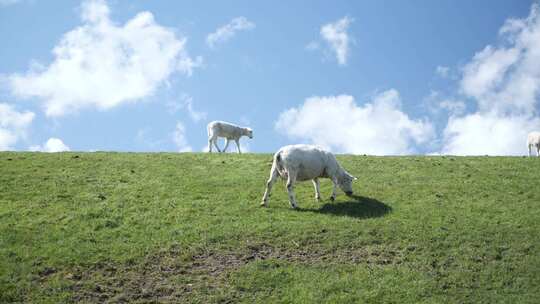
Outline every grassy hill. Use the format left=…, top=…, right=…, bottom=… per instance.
left=1, top=152, right=539, bottom=303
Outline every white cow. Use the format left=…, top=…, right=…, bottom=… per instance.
left=261, top=144, right=356, bottom=209
left=528, top=131, right=540, bottom=157
left=207, top=121, right=253, bottom=154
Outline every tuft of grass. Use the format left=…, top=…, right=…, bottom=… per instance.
left=0, top=152, right=539, bottom=303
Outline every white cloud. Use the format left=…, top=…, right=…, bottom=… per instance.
left=172, top=121, right=192, bottom=152
left=0, top=103, right=35, bottom=151
left=442, top=113, right=540, bottom=155
left=460, top=46, right=521, bottom=111
left=275, top=90, right=434, bottom=155
left=9, top=0, right=201, bottom=117
left=185, top=99, right=207, bottom=123
left=439, top=99, right=466, bottom=116
left=424, top=90, right=466, bottom=117
left=135, top=128, right=165, bottom=150
left=320, top=16, right=353, bottom=65
left=206, top=17, right=255, bottom=48
left=166, top=94, right=207, bottom=122
left=459, top=3, right=540, bottom=114
left=441, top=3, right=540, bottom=155
left=29, top=137, right=71, bottom=152
left=436, top=65, right=450, bottom=78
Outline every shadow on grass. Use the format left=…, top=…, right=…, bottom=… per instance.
left=297, top=195, right=392, bottom=219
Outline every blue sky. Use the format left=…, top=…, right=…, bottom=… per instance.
left=1, top=0, right=539, bottom=155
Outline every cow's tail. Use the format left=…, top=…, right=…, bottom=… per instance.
left=273, top=151, right=286, bottom=178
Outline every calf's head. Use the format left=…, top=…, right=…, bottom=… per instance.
left=245, top=128, right=253, bottom=139
left=338, top=171, right=357, bottom=196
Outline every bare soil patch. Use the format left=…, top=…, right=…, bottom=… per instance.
left=57, top=243, right=407, bottom=303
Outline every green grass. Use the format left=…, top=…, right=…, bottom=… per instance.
left=0, top=152, right=539, bottom=303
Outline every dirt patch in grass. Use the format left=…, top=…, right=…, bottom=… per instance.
left=242, top=242, right=406, bottom=266
left=60, top=243, right=406, bottom=303
left=67, top=248, right=236, bottom=303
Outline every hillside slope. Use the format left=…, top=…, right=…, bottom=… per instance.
left=1, top=152, right=539, bottom=303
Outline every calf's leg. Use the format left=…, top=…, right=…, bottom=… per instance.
left=223, top=139, right=230, bottom=153
left=312, top=178, right=321, bottom=201
left=235, top=139, right=242, bottom=154
left=212, top=137, right=221, bottom=153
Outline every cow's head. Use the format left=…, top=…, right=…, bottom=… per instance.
left=338, top=171, right=357, bottom=196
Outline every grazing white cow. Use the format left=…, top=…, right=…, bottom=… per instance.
left=528, top=131, right=540, bottom=157
left=261, top=144, right=357, bottom=209
left=207, top=121, right=253, bottom=154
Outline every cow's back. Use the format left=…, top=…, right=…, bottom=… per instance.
left=278, top=145, right=335, bottom=181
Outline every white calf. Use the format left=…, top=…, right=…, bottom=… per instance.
left=261, top=144, right=356, bottom=209
left=528, top=131, right=540, bottom=157
left=207, top=121, right=253, bottom=154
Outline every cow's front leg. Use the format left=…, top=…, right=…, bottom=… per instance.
left=312, top=178, right=321, bottom=201
left=330, top=177, right=338, bottom=201
left=286, top=172, right=298, bottom=209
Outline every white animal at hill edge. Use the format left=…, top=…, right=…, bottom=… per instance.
left=527, top=131, right=540, bottom=157
left=207, top=121, right=253, bottom=154
left=261, top=144, right=357, bottom=209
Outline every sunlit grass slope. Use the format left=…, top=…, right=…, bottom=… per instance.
left=1, top=152, right=539, bottom=303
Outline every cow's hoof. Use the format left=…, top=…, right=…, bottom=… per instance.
left=315, top=196, right=321, bottom=201
left=260, top=202, right=267, bottom=207
left=330, top=196, right=335, bottom=201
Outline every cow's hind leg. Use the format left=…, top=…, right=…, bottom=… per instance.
left=261, top=163, right=279, bottom=207
left=312, top=178, right=321, bottom=201
left=286, top=171, right=298, bottom=209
